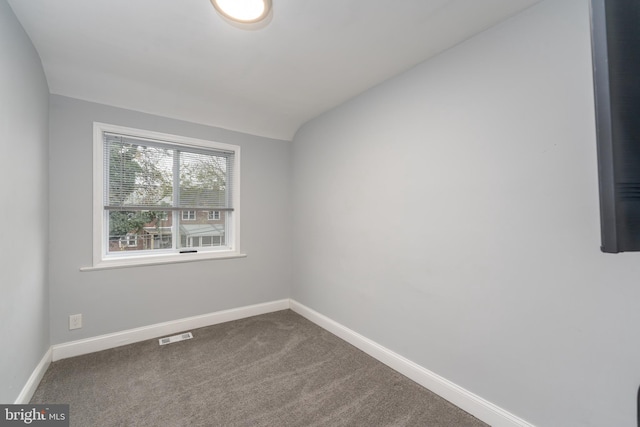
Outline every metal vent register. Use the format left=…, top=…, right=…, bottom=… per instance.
left=159, top=332, right=193, bottom=345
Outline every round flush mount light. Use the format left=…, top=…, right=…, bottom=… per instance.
left=211, top=0, right=272, bottom=24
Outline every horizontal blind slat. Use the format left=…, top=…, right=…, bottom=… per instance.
left=104, top=206, right=234, bottom=212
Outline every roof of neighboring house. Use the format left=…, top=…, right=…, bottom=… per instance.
left=143, top=227, right=172, bottom=236
left=179, top=224, right=224, bottom=237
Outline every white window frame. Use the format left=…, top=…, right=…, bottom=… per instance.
left=182, top=210, right=196, bottom=221
left=87, top=122, right=244, bottom=271
left=120, top=233, right=138, bottom=248
left=208, top=210, right=220, bottom=220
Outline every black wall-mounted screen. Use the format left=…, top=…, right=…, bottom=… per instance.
left=590, top=0, right=640, bottom=253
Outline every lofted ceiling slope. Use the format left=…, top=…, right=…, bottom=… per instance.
left=8, top=0, right=540, bottom=140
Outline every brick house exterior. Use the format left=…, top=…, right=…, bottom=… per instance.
left=109, top=210, right=226, bottom=252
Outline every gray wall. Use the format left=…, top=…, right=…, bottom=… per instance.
left=292, top=0, right=640, bottom=426
left=0, top=0, right=50, bottom=403
left=49, top=95, right=291, bottom=344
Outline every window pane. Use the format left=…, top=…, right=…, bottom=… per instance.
left=178, top=210, right=225, bottom=249
left=108, top=210, right=172, bottom=253
left=181, top=210, right=196, bottom=220
left=106, top=137, right=173, bottom=208
left=179, top=151, right=229, bottom=209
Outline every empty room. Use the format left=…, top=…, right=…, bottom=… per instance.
left=2, top=0, right=639, bottom=426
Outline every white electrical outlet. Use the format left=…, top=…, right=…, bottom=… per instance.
left=69, top=314, right=82, bottom=330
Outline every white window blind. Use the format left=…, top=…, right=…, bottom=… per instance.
left=104, top=133, right=235, bottom=212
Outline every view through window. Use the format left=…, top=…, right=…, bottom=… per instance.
left=93, top=123, right=240, bottom=265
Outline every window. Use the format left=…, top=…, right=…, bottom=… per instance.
left=92, top=123, right=241, bottom=268
left=182, top=210, right=196, bottom=220
left=120, top=233, right=138, bottom=248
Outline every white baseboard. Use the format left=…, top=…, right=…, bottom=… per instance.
left=290, top=300, right=535, bottom=427
left=52, top=299, right=290, bottom=361
left=14, top=347, right=52, bottom=404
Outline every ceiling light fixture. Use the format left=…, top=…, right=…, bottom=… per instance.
left=211, top=0, right=272, bottom=24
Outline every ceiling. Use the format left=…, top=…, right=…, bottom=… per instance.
left=8, top=0, right=540, bottom=140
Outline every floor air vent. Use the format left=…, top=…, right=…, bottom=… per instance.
left=159, top=332, right=193, bottom=346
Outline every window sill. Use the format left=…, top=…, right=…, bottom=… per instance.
left=80, top=251, right=247, bottom=271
